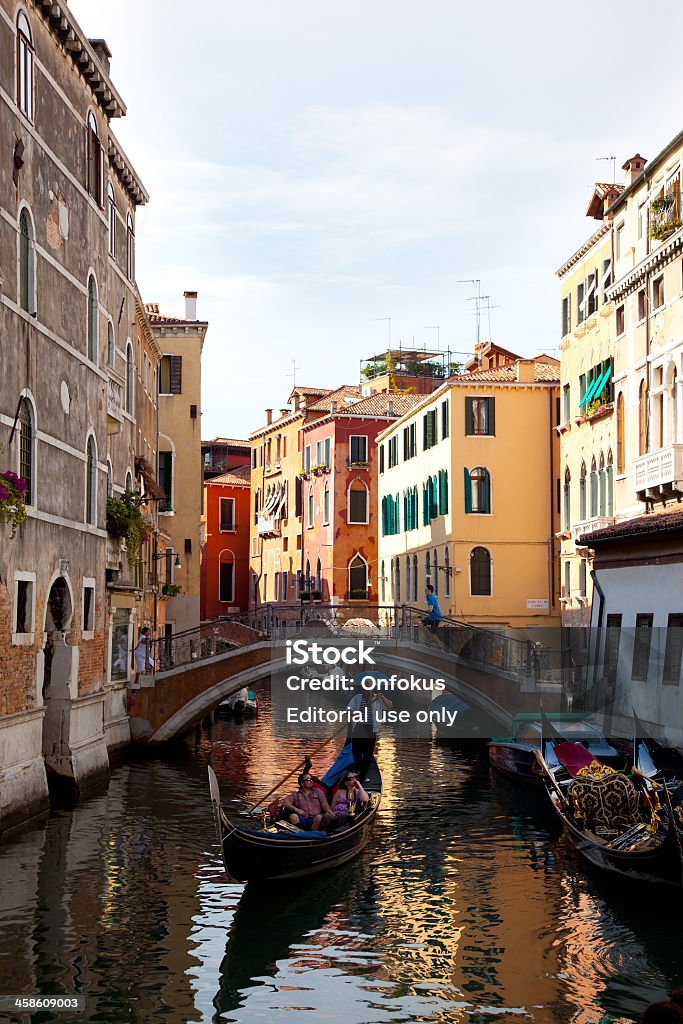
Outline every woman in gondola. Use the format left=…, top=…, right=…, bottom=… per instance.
left=330, top=771, right=369, bottom=828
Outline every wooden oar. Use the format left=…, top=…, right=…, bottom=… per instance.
left=247, top=723, right=349, bottom=815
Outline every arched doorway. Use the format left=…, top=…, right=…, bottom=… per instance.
left=42, top=575, right=77, bottom=797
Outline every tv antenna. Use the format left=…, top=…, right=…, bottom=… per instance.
left=597, top=155, right=617, bottom=184
left=375, top=316, right=391, bottom=348
left=424, top=325, right=440, bottom=348
left=287, top=359, right=300, bottom=388
left=458, top=279, right=482, bottom=346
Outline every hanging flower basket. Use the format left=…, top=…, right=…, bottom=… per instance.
left=0, top=471, right=28, bottom=538
left=106, top=490, right=146, bottom=567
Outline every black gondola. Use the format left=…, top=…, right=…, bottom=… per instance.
left=208, top=753, right=382, bottom=883
left=537, top=738, right=683, bottom=887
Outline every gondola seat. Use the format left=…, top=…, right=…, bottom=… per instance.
left=568, top=764, right=639, bottom=826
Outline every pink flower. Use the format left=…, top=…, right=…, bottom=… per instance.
left=0, top=484, right=8, bottom=501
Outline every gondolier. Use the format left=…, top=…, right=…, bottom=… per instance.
left=347, top=675, right=393, bottom=783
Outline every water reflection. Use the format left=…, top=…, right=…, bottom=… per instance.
left=0, top=688, right=680, bottom=1024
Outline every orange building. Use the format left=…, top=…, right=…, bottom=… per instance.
left=301, top=392, right=422, bottom=603
left=201, top=464, right=251, bottom=619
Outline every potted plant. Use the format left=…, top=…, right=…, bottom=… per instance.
left=311, top=590, right=322, bottom=602
left=299, top=591, right=311, bottom=602
left=0, top=470, right=28, bottom=538
left=162, top=583, right=181, bottom=597
left=106, top=490, right=146, bottom=567
left=349, top=588, right=368, bottom=600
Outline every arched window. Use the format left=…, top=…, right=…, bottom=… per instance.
left=126, top=213, right=135, bottom=281
left=433, top=549, right=439, bottom=595
left=87, top=275, right=98, bottom=362
left=590, top=457, right=598, bottom=518
left=108, top=181, right=116, bottom=256
left=125, top=342, right=134, bottom=414
left=106, top=459, right=113, bottom=498
left=107, top=321, right=115, bottom=366
left=18, top=207, right=35, bottom=314
left=444, top=546, right=450, bottom=598
left=412, top=554, right=418, bottom=601
left=616, top=393, right=625, bottom=473
left=579, top=461, right=587, bottom=521
left=18, top=396, right=34, bottom=506
left=381, top=561, right=386, bottom=604
left=670, top=366, right=678, bottom=445
left=349, top=554, right=368, bottom=599
left=394, top=558, right=401, bottom=603
left=563, top=468, right=571, bottom=530
left=307, top=486, right=314, bottom=527
left=85, top=435, right=97, bottom=525
left=315, top=557, right=322, bottom=594
left=125, top=469, right=133, bottom=493
left=470, top=546, right=492, bottom=596
left=17, top=12, right=34, bottom=121
left=465, top=466, right=491, bottom=514
left=606, top=450, right=614, bottom=517
left=323, top=482, right=330, bottom=524
left=425, top=550, right=431, bottom=584
left=406, top=556, right=411, bottom=602
left=305, top=558, right=311, bottom=594
left=86, top=111, right=103, bottom=205
left=219, top=553, right=235, bottom=603
left=598, top=452, right=606, bottom=517
left=638, top=379, right=647, bottom=456
left=348, top=480, right=368, bottom=524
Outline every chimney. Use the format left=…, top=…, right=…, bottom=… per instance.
left=265, top=409, right=273, bottom=425
left=184, top=290, right=198, bottom=320
left=292, top=395, right=300, bottom=412
left=330, top=401, right=337, bottom=414
left=387, top=399, right=394, bottom=416
left=89, top=39, right=111, bottom=74
left=516, top=359, right=536, bottom=383
left=280, top=408, right=290, bottom=419
left=622, top=153, right=647, bottom=189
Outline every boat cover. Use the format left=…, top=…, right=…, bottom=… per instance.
left=553, top=741, right=598, bottom=777
left=320, top=741, right=355, bottom=787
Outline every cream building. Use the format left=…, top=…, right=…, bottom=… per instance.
left=146, top=293, right=207, bottom=635
left=556, top=186, right=621, bottom=626
left=377, top=353, right=561, bottom=629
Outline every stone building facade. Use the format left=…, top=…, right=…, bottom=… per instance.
left=0, top=1, right=149, bottom=831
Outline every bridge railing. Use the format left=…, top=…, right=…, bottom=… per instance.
left=149, top=618, right=267, bottom=672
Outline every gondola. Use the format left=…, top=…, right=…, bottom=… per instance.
left=208, top=745, right=382, bottom=882
left=537, top=737, right=683, bottom=887
left=488, top=713, right=620, bottom=786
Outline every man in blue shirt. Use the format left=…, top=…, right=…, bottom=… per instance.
left=423, top=585, right=443, bottom=633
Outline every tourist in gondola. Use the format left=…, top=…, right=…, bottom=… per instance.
left=330, top=771, right=369, bottom=828
left=282, top=773, right=336, bottom=831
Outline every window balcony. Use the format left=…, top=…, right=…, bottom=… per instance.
left=634, top=444, right=683, bottom=501
left=571, top=517, right=614, bottom=547
left=649, top=192, right=682, bottom=242
left=106, top=367, right=125, bottom=434
left=257, top=516, right=281, bottom=537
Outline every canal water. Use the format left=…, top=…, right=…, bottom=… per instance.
left=0, top=689, right=681, bottom=1024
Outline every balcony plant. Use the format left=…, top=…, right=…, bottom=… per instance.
left=0, top=470, right=28, bottom=538
left=349, top=460, right=369, bottom=469
left=161, top=583, right=181, bottom=597
left=311, top=590, right=322, bottom=602
left=106, top=489, right=146, bottom=567
left=349, top=588, right=369, bottom=600
left=649, top=196, right=681, bottom=240
left=299, top=591, right=311, bottom=602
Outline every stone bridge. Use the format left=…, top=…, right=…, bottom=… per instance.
left=127, top=611, right=564, bottom=743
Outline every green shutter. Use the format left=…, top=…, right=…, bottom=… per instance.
left=483, top=470, right=491, bottom=514
left=464, top=468, right=472, bottom=514
left=607, top=465, right=614, bottom=516
left=431, top=475, right=438, bottom=519
left=423, top=483, right=429, bottom=525
left=465, top=397, right=474, bottom=435
left=439, top=470, right=449, bottom=515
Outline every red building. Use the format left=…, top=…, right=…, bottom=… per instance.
left=201, top=464, right=251, bottom=619
left=301, top=391, right=422, bottom=604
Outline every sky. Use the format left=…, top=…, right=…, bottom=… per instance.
left=69, top=0, right=683, bottom=440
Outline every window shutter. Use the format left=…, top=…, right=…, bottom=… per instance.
left=483, top=471, right=491, bottom=514
left=439, top=470, right=449, bottom=515
left=379, top=445, right=384, bottom=474
left=465, top=397, right=474, bottom=435
left=464, top=468, right=472, bottom=513
left=487, top=398, right=495, bottom=436
left=295, top=476, right=303, bottom=517
left=423, top=483, right=429, bottom=525
left=169, top=355, right=182, bottom=394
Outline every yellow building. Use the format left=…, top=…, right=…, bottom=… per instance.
left=377, top=353, right=561, bottom=628
left=146, top=292, right=208, bottom=635
left=556, top=185, right=621, bottom=626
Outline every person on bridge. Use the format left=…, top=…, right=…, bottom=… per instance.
left=423, top=585, right=443, bottom=634
left=134, top=627, right=153, bottom=682
left=283, top=774, right=336, bottom=831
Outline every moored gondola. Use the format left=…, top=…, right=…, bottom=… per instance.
left=537, top=739, right=683, bottom=887
left=208, top=747, right=382, bottom=882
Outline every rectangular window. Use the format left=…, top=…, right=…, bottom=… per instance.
left=14, top=576, right=35, bottom=635
left=274, top=572, right=280, bottom=602
left=586, top=272, right=597, bottom=317
left=604, top=613, right=622, bottom=682
left=638, top=202, right=647, bottom=239
left=308, top=490, right=314, bottom=527
left=631, top=613, right=654, bottom=681
left=324, top=437, right=331, bottom=467
left=158, top=451, right=173, bottom=512
left=561, top=294, right=571, bottom=337
left=577, top=281, right=585, bottom=325
left=252, top=448, right=257, bottom=469
left=379, top=444, right=385, bottom=474
left=219, top=497, right=235, bottom=531
left=388, top=436, right=398, bottom=468
left=316, top=440, right=323, bottom=466
left=652, top=275, right=664, bottom=310
left=563, top=560, right=571, bottom=600
left=562, top=383, right=571, bottom=423
left=349, top=486, right=367, bottom=523
left=441, top=402, right=449, bottom=439
left=282, top=571, right=288, bottom=602
left=402, top=422, right=417, bottom=459
left=638, top=289, right=646, bottom=322
left=423, top=410, right=437, bottom=449
left=82, top=580, right=95, bottom=635
left=663, top=613, right=683, bottom=685
left=579, top=559, right=586, bottom=598
left=350, top=436, right=368, bottom=464
left=252, top=573, right=258, bottom=603
left=616, top=304, right=625, bottom=336
left=465, top=396, right=495, bottom=436
left=616, top=222, right=624, bottom=259
left=305, top=445, right=311, bottom=472
left=159, top=355, right=182, bottom=394
left=219, top=562, right=234, bottom=603
left=110, top=610, right=131, bottom=682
